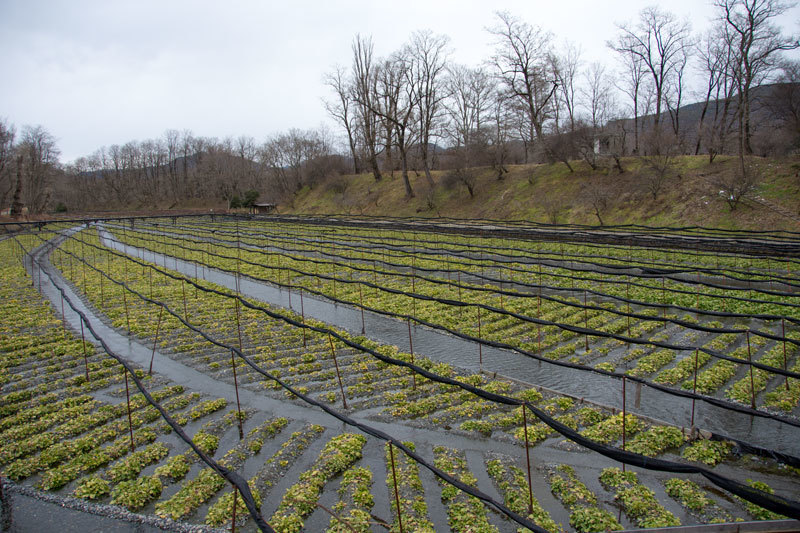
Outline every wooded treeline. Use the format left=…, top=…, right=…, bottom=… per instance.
left=2, top=0, right=798, bottom=214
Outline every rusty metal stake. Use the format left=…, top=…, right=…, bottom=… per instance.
left=584, top=289, right=589, bottom=352
left=328, top=333, right=348, bottom=409
left=407, top=320, right=416, bottom=391
left=181, top=280, right=188, bottom=322
left=358, top=283, right=365, bottom=335
left=388, top=442, right=405, bottom=533
left=124, top=369, right=135, bottom=452
left=300, top=290, right=307, bottom=348
left=622, top=376, right=627, bottom=472
left=80, top=317, right=89, bottom=381
left=521, top=403, right=535, bottom=516
left=782, top=318, right=790, bottom=391
left=231, top=485, right=238, bottom=533
left=60, top=292, right=67, bottom=338
left=148, top=307, right=164, bottom=375
left=122, top=284, right=131, bottom=335
left=234, top=298, right=244, bottom=351
left=691, top=348, right=699, bottom=428
left=230, top=349, right=244, bottom=439
left=537, top=290, right=542, bottom=354
left=746, top=331, right=756, bottom=409
left=477, top=306, right=483, bottom=368
left=99, top=263, right=104, bottom=307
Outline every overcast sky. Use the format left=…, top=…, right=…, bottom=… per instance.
left=1, top=0, right=798, bottom=163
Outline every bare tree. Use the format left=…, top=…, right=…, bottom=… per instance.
left=18, top=125, right=60, bottom=214
left=488, top=11, right=557, bottom=162
left=765, top=60, right=800, bottom=150
left=445, top=64, right=494, bottom=165
left=695, top=28, right=736, bottom=157
left=551, top=41, right=581, bottom=133
left=351, top=35, right=382, bottom=181
left=614, top=48, right=647, bottom=154
left=712, top=157, right=761, bottom=209
left=714, top=0, right=799, bottom=157
left=324, top=66, right=361, bottom=174
left=489, top=92, right=513, bottom=179
left=640, top=128, right=680, bottom=200
left=664, top=44, right=690, bottom=140
left=0, top=119, right=15, bottom=210
left=581, top=175, right=613, bottom=225
left=408, top=30, right=450, bottom=187
left=373, top=52, right=420, bottom=198
left=610, top=7, right=693, bottom=138
left=180, top=130, right=195, bottom=196
left=583, top=62, right=615, bottom=130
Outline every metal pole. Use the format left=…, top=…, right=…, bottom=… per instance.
left=388, top=442, right=405, bottom=533
left=124, top=369, right=135, bottom=451
left=80, top=317, right=89, bottom=381
left=691, top=348, right=699, bottom=428
left=300, top=290, right=307, bottom=348
left=358, top=284, right=365, bottom=335
left=231, top=485, right=238, bottom=533
left=746, top=331, right=755, bottom=409
left=521, top=403, right=534, bottom=516
left=148, top=307, right=164, bottom=375
left=181, top=280, right=188, bottom=323
left=584, top=289, right=589, bottom=352
left=622, top=376, right=627, bottom=472
left=477, top=306, right=483, bottom=368
left=328, top=334, right=348, bottom=409
left=230, top=349, right=244, bottom=439
left=122, top=283, right=131, bottom=335
left=60, top=292, right=67, bottom=338
left=783, top=318, right=790, bottom=391
left=407, top=320, right=416, bottom=391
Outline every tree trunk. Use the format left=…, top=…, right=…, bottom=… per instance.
left=400, top=147, right=414, bottom=198
left=10, top=156, right=23, bottom=217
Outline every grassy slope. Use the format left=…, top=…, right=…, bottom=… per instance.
left=285, top=155, right=800, bottom=231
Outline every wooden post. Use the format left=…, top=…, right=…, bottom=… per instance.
left=230, top=349, right=244, bottom=439
left=148, top=307, right=164, bottom=375
left=388, top=442, right=405, bottom=533
left=328, top=333, right=348, bottom=409
left=124, top=369, right=135, bottom=452
left=521, top=403, right=535, bottom=515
